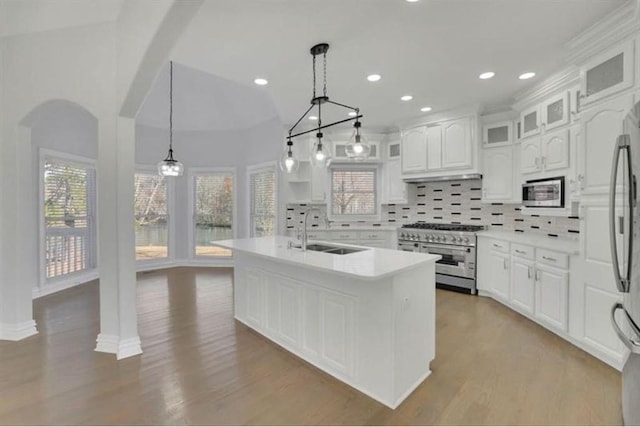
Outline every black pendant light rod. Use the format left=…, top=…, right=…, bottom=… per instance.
left=325, top=99, right=359, bottom=111
left=164, top=60, right=175, bottom=162
left=288, top=103, right=316, bottom=136
left=289, top=114, right=363, bottom=139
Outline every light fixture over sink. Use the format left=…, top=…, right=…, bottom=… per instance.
left=157, top=61, right=184, bottom=177
left=280, top=43, right=367, bottom=172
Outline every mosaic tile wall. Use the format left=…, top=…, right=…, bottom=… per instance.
left=286, top=179, right=580, bottom=240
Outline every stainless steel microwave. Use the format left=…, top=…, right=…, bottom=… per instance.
left=522, top=177, right=565, bottom=208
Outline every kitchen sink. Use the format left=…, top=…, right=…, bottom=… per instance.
left=305, top=243, right=367, bottom=255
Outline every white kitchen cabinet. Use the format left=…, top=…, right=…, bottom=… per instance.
left=521, top=138, right=542, bottom=174
left=482, top=145, right=517, bottom=202
left=383, top=158, right=408, bottom=204
left=521, top=104, right=541, bottom=139
left=401, top=126, right=428, bottom=173
left=579, top=93, right=634, bottom=195
left=489, top=251, right=511, bottom=302
left=535, top=263, right=569, bottom=332
left=387, top=141, right=401, bottom=160
left=541, top=91, right=570, bottom=132
left=442, top=117, right=472, bottom=169
left=310, top=165, right=328, bottom=202
left=520, top=128, right=569, bottom=176
left=580, top=39, right=635, bottom=107
left=426, top=124, right=443, bottom=170
left=482, top=121, right=513, bottom=147
left=511, top=256, right=536, bottom=314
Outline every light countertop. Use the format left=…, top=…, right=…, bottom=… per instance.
left=477, top=230, right=580, bottom=254
left=216, top=236, right=440, bottom=281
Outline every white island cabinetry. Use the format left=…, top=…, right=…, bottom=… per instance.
left=216, top=236, right=440, bottom=409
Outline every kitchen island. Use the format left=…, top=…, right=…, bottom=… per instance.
left=216, top=236, right=440, bottom=409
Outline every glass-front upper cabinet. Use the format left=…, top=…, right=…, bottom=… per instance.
left=520, top=105, right=541, bottom=139
left=580, top=39, right=635, bottom=106
left=482, top=121, right=513, bottom=147
left=542, top=91, right=570, bottom=132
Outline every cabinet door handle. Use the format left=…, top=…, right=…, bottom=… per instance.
left=503, top=258, right=508, bottom=270
left=535, top=269, right=540, bottom=281
left=493, top=243, right=503, bottom=249
left=515, top=249, right=526, bottom=255
left=542, top=255, right=557, bottom=262
left=527, top=266, right=532, bottom=279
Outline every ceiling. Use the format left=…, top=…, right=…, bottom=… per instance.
left=0, top=0, right=123, bottom=38
left=1, top=0, right=626, bottom=133
left=161, top=0, right=626, bottom=132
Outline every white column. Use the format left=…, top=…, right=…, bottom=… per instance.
left=0, top=124, right=38, bottom=340
left=95, top=115, right=141, bottom=359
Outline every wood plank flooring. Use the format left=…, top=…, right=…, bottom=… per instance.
left=0, top=267, right=622, bottom=425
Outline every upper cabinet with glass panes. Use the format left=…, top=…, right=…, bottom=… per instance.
left=519, top=90, right=571, bottom=139
left=579, top=39, right=635, bottom=107
left=482, top=120, right=513, bottom=147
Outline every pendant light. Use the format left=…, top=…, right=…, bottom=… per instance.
left=278, top=137, right=300, bottom=173
left=157, top=61, right=184, bottom=177
left=282, top=43, right=365, bottom=172
left=345, top=117, right=370, bottom=161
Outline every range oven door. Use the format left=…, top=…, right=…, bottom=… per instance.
left=420, top=243, right=475, bottom=279
left=398, top=241, right=420, bottom=252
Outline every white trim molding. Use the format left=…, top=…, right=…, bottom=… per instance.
left=95, top=334, right=143, bottom=360
left=512, top=66, right=581, bottom=110
left=565, top=0, right=640, bottom=65
left=0, top=320, right=38, bottom=341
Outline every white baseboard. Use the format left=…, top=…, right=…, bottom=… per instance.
left=95, top=334, right=143, bottom=359
left=95, top=333, right=119, bottom=354
left=0, top=320, right=38, bottom=341
left=33, top=271, right=99, bottom=299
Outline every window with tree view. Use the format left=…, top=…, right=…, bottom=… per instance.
left=134, top=173, right=168, bottom=261
left=249, top=166, right=276, bottom=237
left=194, top=172, right=234, bottom=257
left=43, top=158, right=96, bottom=280
left=331, top=168, right=377, bottom=216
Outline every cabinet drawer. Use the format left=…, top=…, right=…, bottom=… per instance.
left=358, top=231, right=389, bottom=240
left=511, top=244, right=534, bottom=260
left=330, top=231, right=358, bottom=241
left=536, top=249, right=568, bottom=269
left=306, top=231, right=328, bottom=240
left=487, top=239, right=509, bottom=253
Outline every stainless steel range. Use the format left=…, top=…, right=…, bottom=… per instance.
left=397, top=223, right=485, bottom=294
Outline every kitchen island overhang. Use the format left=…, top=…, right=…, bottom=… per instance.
left=216, top=236, right=440, bottom=409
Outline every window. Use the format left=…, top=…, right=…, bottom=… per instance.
left=42, top=155, right=96, bottom=281
left=330, top=167, right=378, bottom=218
left=134, top=173, right=168, bottom=261
left=192, top=170, right=234, bottom=257
left=249, top=165, right=277, bottom=237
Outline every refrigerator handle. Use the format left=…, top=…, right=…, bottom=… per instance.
left=609, top=135, right=632, bottom=293
left=611, top=302, right=640, bottom=354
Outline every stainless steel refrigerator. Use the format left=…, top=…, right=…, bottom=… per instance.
left=610, top=100, right=640, bottom=426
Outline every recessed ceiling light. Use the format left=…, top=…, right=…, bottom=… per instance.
left=348, top=112, right=357, bottom=117
left=367, top=74, right=382, bottom=82
left=401, top=95, right=413, bottom=101
left=254, top=78, right=268, bottom=85
left=309, top=116, right=318, bottom=120
left=479, top=72, right=495, bottom=80
left=406, top=0, right=419, bottom=2
left=421, top=106, right=432, bottom=112
left=519, top=72, right=536, bottom=80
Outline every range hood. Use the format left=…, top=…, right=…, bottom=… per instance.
left=403, top=173, right=482, bottom=183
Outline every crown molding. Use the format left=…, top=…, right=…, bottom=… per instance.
left=512, top=66, right=580, bottom=110
left=565, top=0, right=640, bottom=65
left=399, top=104, right=482, bottom=129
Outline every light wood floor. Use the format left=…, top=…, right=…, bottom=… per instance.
left=0, top=267, right=622, bottom=425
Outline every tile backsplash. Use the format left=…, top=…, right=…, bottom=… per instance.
left=286, top=179, right=580, bottom=240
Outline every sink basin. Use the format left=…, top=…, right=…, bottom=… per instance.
left=305, top=243, right=367, bottom=255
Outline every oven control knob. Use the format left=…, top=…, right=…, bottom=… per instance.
left=463, top=237, right=470, bottom=244
left=435, top=236, right=441, bottom=242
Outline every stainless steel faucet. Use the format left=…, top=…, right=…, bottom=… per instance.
left=290, top=207, right=328, bottom=251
